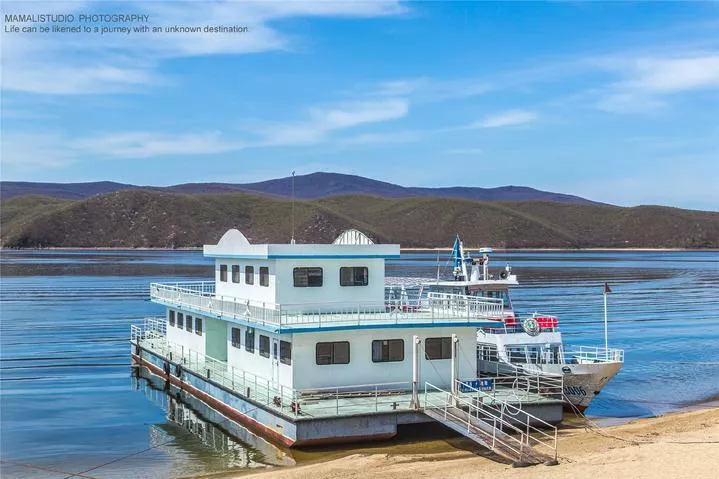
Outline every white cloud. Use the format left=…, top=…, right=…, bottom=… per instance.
left=591, top=53, right=719, bottom=113
left=1, top=0, right=406, bottom=95
left=255, top=99, right=409, bottom=146
left=464, top=110, right=538, bottom=129
left=71, top=131, right=245, bottom=159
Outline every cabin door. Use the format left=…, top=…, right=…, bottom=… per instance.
left=271, top=338, right=280, bottom=386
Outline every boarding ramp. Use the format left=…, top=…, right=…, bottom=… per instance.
left=423, top=381, right=557, bottom=466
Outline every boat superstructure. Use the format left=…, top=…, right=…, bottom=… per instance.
left=130, top=229, right=563, bottom=465
left=409, top=236, right=624, bottom=411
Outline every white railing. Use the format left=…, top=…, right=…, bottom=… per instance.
left=424, top=381, right=557, bottom=463
left=562, top=345, right=624, bottom=363
left=150, top=282, right=504, bottom=330
left=461, top=371, right=564, bottom=402
left=131, top=323, right=416, bottom=419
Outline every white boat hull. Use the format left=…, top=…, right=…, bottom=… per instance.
left=523, top=361, right=623, bottom=411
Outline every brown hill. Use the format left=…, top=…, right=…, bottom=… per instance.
left=1, top=190, right=717, bottom=248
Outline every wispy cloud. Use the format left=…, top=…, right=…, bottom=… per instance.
left=1, top=0, right=407, bottom=95
left=591, top=52, right=719, bottom=113
left=443, top=148, right=484, bottom=156
left=253, top=99, right=410, bottom=147
left=463, top=110, right=538, bottom=129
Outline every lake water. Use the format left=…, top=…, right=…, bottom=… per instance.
left=1, top=249, right=718, bottom=478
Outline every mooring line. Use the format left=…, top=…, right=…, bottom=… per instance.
left=0, top=459, right=98, bottom=478
left=59, top=439, right=175, bottom=479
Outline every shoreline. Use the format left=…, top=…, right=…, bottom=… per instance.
left=218, top=406, right=719, bottom=479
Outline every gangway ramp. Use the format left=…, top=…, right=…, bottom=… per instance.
left=423, top=382, right=558, bottom=466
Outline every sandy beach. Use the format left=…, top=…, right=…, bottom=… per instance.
left=232, top=407, right=719, bottom=479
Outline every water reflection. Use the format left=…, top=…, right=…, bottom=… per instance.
left=134, top=368, right=294, bottom=470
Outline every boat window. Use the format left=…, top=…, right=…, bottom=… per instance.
left=231, top=328, right=241, bottom=348
left=506, top=347, right=526, bottom=363
left=259, top=335, right=270, bottom=358
left=293, top=267, right=323, bottom=287
left=316, top=341, right=350, bottom=365
left=260, top=267, right=269, bottom=287
left=169, top=310, right=175, bottom=327
left=280, top=340, right=291, bottom=365
left=245, top=266, right=254, bottom=285
left=186, top=315, right=193, bottom=332
left=220, top=264, right=228, bottom=282
left=245, top=328, right=255, bottom=353
left=372, top=339, right=404, bottom=362
left=340, top=267, right=369, bottom=286
left=177, top=312, right=184, bottom=328
left=195, top=317, right=202, bottom=336
left=425, top=337, right=452, bottom=360
left=232, top=265, right=240, bottom=283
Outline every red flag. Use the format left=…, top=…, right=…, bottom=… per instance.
left=604, top=282, right=612, bottom=294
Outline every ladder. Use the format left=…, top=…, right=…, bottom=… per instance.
left=423, top=382, right=558, bottom=466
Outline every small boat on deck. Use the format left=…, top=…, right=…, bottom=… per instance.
left=387, top=236, right=624, bottom=412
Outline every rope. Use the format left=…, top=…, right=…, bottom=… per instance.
left=562, top=394, right=719, bottom=446
left=0, top=459, right=98, bottom=478
left=58, top=439, right=175, bottom=479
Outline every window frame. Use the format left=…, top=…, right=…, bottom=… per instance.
left=195, top=317, right=203, bottom=335
left=245, top=328, right=255, bottom=353
left=340, top=266, right=369, bottom=287
left=293, top=267, right=323, bottom=287
left=169, top=310, right=175, bottom=327
left=259, top=266, right=269, bottom=287
left=280, top=340, right=291, bottom=365
left=425, top=337, right=452, bottom=360
left=245, top=265, right=255, bottom=285
left=185, top=315, right=193, bottom=332
left=232, top=265, right=240, bottom=283
left=371, top=339, right=404, bottom=363
left=259, top=334, right=270, bottom=358
left=219, top=264, right=228, bottom=282
left=231, top=327, right=242, bottom=348
left=177, top=312, right=184, bottom=328
left=315, top=341, right=350, bottom=365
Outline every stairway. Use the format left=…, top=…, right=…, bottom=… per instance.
left=423, top=382, right=557, bottom=466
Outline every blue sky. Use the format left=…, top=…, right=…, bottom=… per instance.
left=1, top=1, right=718, bottom=210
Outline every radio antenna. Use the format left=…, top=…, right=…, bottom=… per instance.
left=290, top=171, right=296, bottom=244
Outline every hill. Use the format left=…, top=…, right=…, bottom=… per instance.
left=0, top=172, right=598, bottom=205
left=1, top=190, right=717, bottom=248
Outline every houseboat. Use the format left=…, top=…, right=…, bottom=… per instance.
left=389, top=236, right=624, bottom=411
left=131, top=229, right=562, bottom=465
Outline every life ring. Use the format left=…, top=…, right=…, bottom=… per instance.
left=523, top=318, right=540, bottom=336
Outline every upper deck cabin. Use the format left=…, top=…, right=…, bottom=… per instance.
left=149, top=229, right=504, bottom=391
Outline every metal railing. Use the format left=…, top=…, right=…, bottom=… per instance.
left=424, top=381, right=557, bottom=463
left=562, top=345, right=624, bottom=363
left=150, top=282, right=504, bottom=330
left=460, top=370, right=564, bottom=402
left=131, top=322, right=416, bottom=419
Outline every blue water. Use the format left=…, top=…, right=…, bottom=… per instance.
left=1, top=249, right=718, bottom=477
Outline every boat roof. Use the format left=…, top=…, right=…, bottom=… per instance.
left=204, top=228, right=400, bottom=259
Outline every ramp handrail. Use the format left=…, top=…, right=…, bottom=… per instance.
left=424, top=382, right=528, bottom=462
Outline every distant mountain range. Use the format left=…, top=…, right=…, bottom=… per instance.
left=2, top=188, right=718, bottom=249
left=0, top=172, right=600, bottom=205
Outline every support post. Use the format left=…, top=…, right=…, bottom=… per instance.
left=411, top=335, right=420, bottom=409
left=603, top=291, right=609, bottom=357
left=450, top=334, right=458, bottom=396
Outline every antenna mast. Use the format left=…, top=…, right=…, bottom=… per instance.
left=291, top=171, right=296, bottom=244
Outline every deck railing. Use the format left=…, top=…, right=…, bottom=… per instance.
left=132, top=320, right=416, bottom=419
left=150, top=282, right=504, bottom=330
left=562, top=345, right=624, bottom=363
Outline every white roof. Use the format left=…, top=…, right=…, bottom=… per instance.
left=203, top=228, right=400, bottom=259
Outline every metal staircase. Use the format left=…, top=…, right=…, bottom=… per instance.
left=423, top=381, right=558, bottom=466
